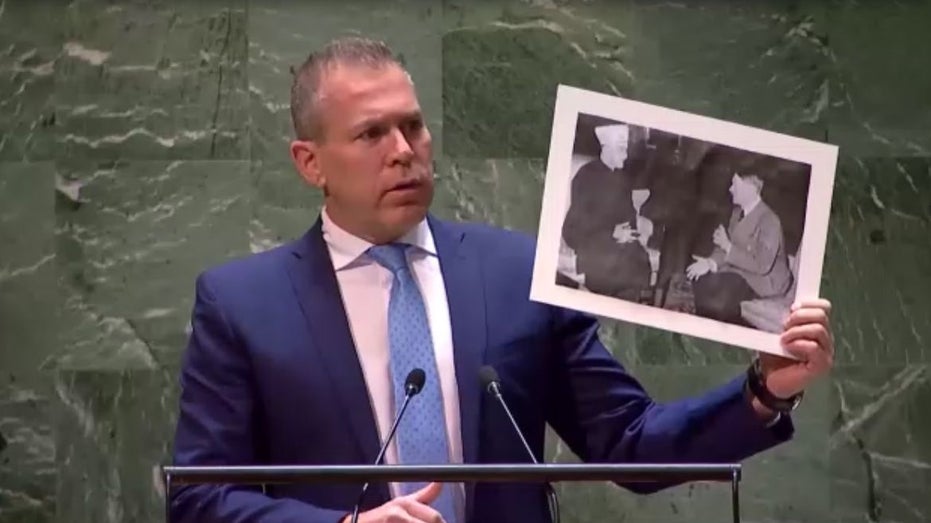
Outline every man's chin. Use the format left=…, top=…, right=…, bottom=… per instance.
left=370, top=202, right=429, bottom=240
left=387, top=202, right=429, bottom=225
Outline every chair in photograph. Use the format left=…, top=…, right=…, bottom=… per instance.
left=738, top=253, right=800, bottom=333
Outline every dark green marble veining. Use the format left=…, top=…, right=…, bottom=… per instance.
left=822, top=157, right=931, bottom=364
left=51, top=1, right=249, bottom=161
left=0, top=1, right=928, bottom=522
left=0, top=164, right=57, bottom=521
left=248, top=0, right=443, bottom=159
left=0, top=2, right=59, bottom=161
left=433, top=157, right=545, bottom=235
left=54, top=160, right=251, bottom=370
left=0, top=376, right=56, bottom=523
left=443, top=1, right=831, bottom=158
left=249, top=161, right=323, bottom=252
left=0, top=163, right=56, bottom=374
left=827, top=2, right=931, bottom=157
left=53, top=369, right=178, bottom=523
left=830, top=366, right=931, bottom=523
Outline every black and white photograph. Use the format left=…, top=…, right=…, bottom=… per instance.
left=531, top=85, right=839, bottom=357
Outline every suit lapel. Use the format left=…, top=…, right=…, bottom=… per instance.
left=732, top=202, right=765, bottom=239
left=429, top=216, right=487, bottom=518
left=285, top=219, right=389, bottom=503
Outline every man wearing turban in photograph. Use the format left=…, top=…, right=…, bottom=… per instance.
left=561, top=123, right=653, bottom=301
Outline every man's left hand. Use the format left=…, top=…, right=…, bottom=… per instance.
left=762, top=298, right=835, bottom=399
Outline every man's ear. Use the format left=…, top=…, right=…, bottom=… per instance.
left=290, top=139, right=325, bottom=189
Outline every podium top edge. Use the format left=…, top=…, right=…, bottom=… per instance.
left=160, top=463, right=742, bottom=486
left=162, top=463, right=741, bottom=472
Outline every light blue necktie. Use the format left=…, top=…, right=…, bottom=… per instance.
left=367, top=243, right=457, bottom=523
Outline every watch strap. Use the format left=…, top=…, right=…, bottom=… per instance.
left=746, top=358, right=803, bottom=413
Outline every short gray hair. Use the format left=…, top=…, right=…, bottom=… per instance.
left=289, top=36, right=404, bottom=141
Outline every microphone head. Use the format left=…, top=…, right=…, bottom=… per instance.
left=405, top=368, right=426, bottom=395
left=478, top=365, right=500, bottom=392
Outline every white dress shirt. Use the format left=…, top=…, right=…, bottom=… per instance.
left=320, top=209, right=464, bottom=510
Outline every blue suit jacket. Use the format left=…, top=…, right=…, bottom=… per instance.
left=170, top=215, right=793, bottom=523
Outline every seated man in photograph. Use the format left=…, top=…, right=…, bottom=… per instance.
left=686, top=172, right=793, bottom=326
left=560, top=124, right=652, bottom=301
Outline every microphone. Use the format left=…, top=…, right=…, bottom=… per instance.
left=479, top=365, right=561, bottom=523
left=350, top=368, right=426, bottom=523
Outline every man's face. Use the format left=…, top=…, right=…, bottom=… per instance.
left=728, top=174, right=757, bottom=206
left=605, top=138, right=628, bottom=158
left=600, top=135, right=629, bottom=168
left=291, top=63, right=434, bottom=243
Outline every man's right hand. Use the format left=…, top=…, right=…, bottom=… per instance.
left=613, top=222, right=638, bottom=244
left=713, top=225, right=732, bottom=253
left=686, top=255, right=716, bottom=281
left=342, top=482, right=447, bottom=523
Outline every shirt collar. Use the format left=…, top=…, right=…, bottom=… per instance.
left=320, top=207, right=437, bottom=271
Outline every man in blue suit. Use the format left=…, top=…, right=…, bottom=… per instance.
left=170, top=37, right=835, bottom=523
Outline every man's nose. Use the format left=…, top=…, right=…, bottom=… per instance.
left=388, top=127, right=414, bottom=162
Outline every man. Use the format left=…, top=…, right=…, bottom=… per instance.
left=170, top=37, right=834, bottom=523
left=560, top=124, right=653, bottom=301
left=687, top=172, right=793, bottom=326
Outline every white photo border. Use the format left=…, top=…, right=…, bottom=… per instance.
left=530, top=84, right=839, bottom=358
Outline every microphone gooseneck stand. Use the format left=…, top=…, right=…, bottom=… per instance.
left=350, top=368, right=426, bottom=523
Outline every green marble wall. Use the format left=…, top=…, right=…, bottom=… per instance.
left=1, top=1, right=928, bottom=522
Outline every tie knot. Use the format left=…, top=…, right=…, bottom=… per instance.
left=367, top=243, right=411, bottom=274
